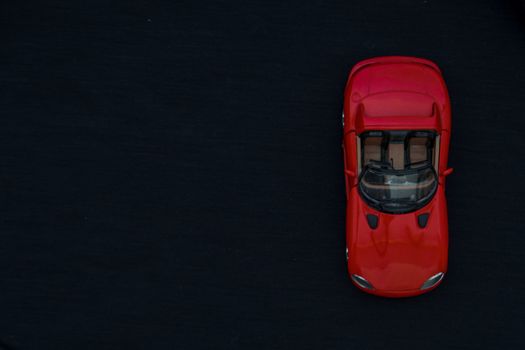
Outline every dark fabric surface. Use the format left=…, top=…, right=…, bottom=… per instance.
left=1, top=0, right=525, bottom=349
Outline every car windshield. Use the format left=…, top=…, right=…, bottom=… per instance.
left=358, top=131, right=438, bottom=213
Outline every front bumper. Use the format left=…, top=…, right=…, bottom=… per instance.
left=350, top=273, right=446, bottom=298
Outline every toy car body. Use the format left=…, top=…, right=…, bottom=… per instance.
left=342, top=56, right=453, bottom=297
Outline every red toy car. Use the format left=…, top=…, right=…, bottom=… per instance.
left=342, top=56, right=453, bottom=297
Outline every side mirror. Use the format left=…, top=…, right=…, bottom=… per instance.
left=345, top=170, right=355, bottom=178
left=441, top=168, right=454, bottom=177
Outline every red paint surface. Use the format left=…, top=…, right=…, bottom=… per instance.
left=343, top=56, right=452, bottom=297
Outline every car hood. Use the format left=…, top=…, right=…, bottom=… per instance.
left=347, top=187, right=448, bottom=291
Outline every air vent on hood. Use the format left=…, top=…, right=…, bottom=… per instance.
left=366, top=214, right=378, bottom=229
left=418, top=213, right=430, bottom=228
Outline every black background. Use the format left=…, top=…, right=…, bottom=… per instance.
left=1, top=1, right=525, bottom=349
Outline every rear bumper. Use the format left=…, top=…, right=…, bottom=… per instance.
left=349, top=56, right=441, bottom=78
left=346, top=56, right=442, bottom=92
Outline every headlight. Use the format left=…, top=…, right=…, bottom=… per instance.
left=351, top=274, right=374, bottom=290
left=420, top=272, right=444, bottom=290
